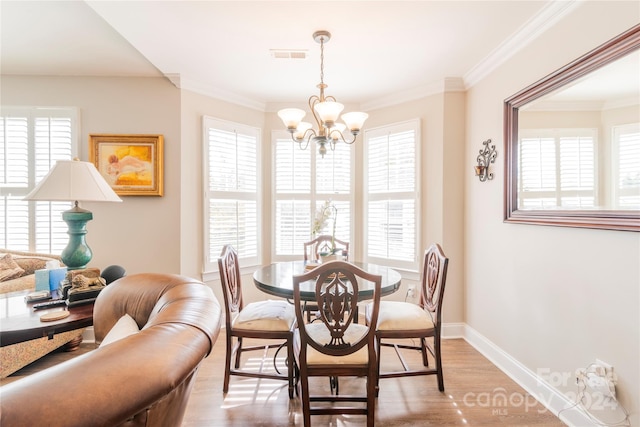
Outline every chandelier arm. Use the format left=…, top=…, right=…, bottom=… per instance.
left=330, top=131, right=358, bottom=145
left=308, top=95, right=323, bottom=130
left=290, top=128, right=317, bottom=150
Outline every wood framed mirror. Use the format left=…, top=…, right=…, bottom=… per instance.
left=504, top=24, right=640, bottom=232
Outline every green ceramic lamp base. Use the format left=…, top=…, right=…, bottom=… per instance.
left=61, top=207, right=94, bottom=270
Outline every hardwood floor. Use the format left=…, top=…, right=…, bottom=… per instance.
left=2, top=337, right=565, bottom=426
left=183, top=337, right=565, bottom=426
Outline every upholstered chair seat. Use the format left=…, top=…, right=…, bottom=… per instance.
left=232, top=300, right=295, bottom=332
left=294, top=323, right=370, bottom=365
left=366, top=300, right=435, bottom=331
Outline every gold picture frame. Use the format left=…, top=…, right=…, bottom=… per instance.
left=89, top=134, right=164, bottom=196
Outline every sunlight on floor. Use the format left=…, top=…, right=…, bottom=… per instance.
left=449, top=393, right=469, bottom=424
left=221, top=356, right=288, bottom=408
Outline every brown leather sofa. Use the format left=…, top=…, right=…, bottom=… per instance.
left=0, top=273, right=222, bottom=427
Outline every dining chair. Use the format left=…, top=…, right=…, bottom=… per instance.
left=292, top=260, right=381, bottom=427
left=303, top=234, right=350, bottom=261
left=302, top=235, right=351, bottom=322
left=218, top=244, right=297, bottom=398
left=366, top=243, right=449, bottom=394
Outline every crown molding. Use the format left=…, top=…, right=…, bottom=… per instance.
left=361, top=77, right=466, bottom=111
left=464, top=0, right=581, bottom=88
left=164, top=73, right=266, bottom=111
left=165, top=1, right=581, bottom=112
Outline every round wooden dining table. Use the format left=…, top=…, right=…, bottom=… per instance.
left=252, top=260, right=402, bottom=302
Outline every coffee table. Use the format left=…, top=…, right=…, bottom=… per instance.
left=0, top=290, right=94, bottom=377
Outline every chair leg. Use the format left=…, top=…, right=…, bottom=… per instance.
left=300, top=370, right=311, bottom=427
left=421, top=337, right=429, bottom=367
left=287, top=338, right=295, bottom=399
left=223, top=333, right=232, bottom=393
left=294, top=363, right=300, bottom=397
left=234, top=337, right=243, bottom=369
left=367, top=371, right=376, bottom=427
left=329, top=376, right=339, bottom=395
left=375, top=336, right=381, bottom=397
left=435, top=335, right=444, bottom=392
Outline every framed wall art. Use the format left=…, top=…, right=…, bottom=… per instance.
left=89, top=134, right=164, bottom=196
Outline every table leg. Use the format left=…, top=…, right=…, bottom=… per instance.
left=63, top=335, right=84, bottom=351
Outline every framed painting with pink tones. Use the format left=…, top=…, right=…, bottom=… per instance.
left=89, top=134, right=164, bottom=196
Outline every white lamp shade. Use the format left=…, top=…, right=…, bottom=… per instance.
left=294, top=122, right=313, bottom=140
left=24, top=160, right=122, bottom=203
left=314, top=101, right=344, bottom=124
left=330, top=123, right=346, bottom=140
left=341, top=111, right=369, bottom=132
left=277, top=108, right=306, bottom=130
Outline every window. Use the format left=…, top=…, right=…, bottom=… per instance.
left=0, top=107, right=77, bottom=253
left=273, top=132, right=352, bottom=258
left=364, top=119, right=419, bottom=271
left=519, top=129, right=597, bottom=209
left=612, top=123, right=640, bottom=209
left=203, top=117, right=260, bottom=272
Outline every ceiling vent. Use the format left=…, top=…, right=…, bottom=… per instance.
left=270, top=49, right=307, bottom=60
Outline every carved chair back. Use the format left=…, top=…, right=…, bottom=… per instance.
left=293, top=260, right=380, bottom=357
left=218, top=244, right=244, bottom=329
left=303, top=235, right=350, bottom=261
left=419, top=243, right=449, bottom=327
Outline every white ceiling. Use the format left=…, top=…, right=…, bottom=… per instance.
left=1, top=1, right=582, bottom=111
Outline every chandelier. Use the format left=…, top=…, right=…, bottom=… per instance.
left=277, top=30, right=368, bottom=157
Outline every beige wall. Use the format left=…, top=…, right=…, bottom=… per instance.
left=465, top=2, right=639, bottom=424
left=1, top=76, right=182, bottom=275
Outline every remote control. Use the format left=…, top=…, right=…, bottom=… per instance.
left=32, top=299, right=67, bottom=310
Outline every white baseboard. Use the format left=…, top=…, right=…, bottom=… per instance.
left=458, top=324, right=597, bottom=427
left=441, top=322, right=466, bottom=339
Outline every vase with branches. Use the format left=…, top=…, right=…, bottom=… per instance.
left=312, top=200, right=339, bottom=256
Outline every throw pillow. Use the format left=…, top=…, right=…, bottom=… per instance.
left=100, top=313, right=140, bottom=347
left=0, top=253, right=25, bottom=282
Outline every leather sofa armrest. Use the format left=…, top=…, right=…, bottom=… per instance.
left=0, top=322, right=212, bottom=427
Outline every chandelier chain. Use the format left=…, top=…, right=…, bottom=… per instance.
left=319, top=36, right=325, bottom=87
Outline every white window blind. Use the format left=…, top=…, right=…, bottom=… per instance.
left=519, top=129, right=597, bottom=209
left=273, top=133, right=352, bottom=258
left=203, top=117, right=260, bottom=271
left=612, top=123, right=640, bottom=209
left=364, top=120, right=419, bottom=271
left=0, top=107, right=77, bottom=253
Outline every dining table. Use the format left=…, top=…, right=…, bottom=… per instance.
left=252, top=260, right=402, bottom=302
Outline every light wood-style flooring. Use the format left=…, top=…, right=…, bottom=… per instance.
left=183, top=337, right=565, bottom=426
left=3, top=337, right=566, bottom=426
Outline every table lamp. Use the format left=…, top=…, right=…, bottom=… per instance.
left=24, top=158, right=122, bottom=270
